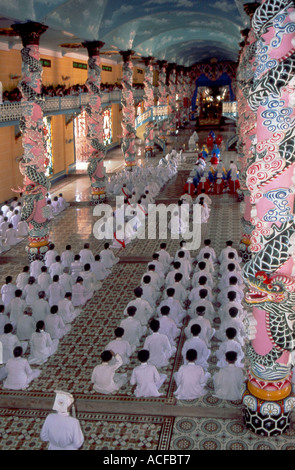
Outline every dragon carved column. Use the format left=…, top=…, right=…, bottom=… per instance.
left=11, top=22, right=51, bottom=262
left=157, top=60, right=169, bottom=140
left=242, top=0, right=295, bottom=436
left=167, top=64, right=177, bottom=135
left=120, top=50, right=137, bottom=170
left=143, top=56, right=155, bottom=155
left=83, top=41, right=107, bottom=204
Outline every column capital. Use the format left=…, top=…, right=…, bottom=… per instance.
left=12, top=21, right=48, bottom=47
left=119, top=49, right=134, bottom=63
left=82, top=40, right=105, bottom=57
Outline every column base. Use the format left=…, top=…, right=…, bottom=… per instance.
left=25, top=240, right=50, bottom=262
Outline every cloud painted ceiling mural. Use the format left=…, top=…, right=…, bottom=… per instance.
left=0, top=0, right=256, bottom=65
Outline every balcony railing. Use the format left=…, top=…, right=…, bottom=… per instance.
left=0, top=89, right=144, bottom=124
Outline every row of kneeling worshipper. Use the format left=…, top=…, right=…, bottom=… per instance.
left=91, top=238, right=247, bottom=401
left=0, top=241, right=120, bottom=390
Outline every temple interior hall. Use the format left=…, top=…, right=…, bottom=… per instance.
left=0, top=0, right=295, bottom=453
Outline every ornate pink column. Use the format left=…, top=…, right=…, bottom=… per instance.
left=157, top=60, right=169, bottom=140
left=11, top=22, right=51, bottom=261
left=167, top=64, right=177, bottom=134
left=142, top=56, right=155, bottom=154
left=83, top=41, right=107, bottom=203
left=241, top=0, right=295, bottom=436
left=120, top=50, right=137, bottom=169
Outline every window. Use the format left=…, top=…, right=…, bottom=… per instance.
left=40, top=58, right=51, bottom=68
left=102, top=65, right=112, bottom=72
left=103, top=108, right=112, bottom=146
left=73, top=61, right=87, bottom=70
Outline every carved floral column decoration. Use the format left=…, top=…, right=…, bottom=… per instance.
left=120, top=50, right=137, bottom=169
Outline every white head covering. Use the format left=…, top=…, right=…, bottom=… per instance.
left=53, top=390, right=74, bottom=415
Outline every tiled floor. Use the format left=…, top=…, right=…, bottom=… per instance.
left=1, top=124, right=294, bottom=451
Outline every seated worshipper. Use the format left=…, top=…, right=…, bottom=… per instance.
left=99, top=243, right=120, bottom=269
left=173, top=349, right=208, bottom=400
left=140, top=275, right=159, bottom=308
left=70, top=254, right=84, bottom=282
left=141, top=264, right=163, bottom=292
left=120, top=306, right=146, bottom=353
left=184, top=306, right=215, bottom=347
left=16, top=307, right=36, bottom=341
left=16, top=220, right=29, bottom=237
left=40, top=390, right=84, bottom=451
left=49, top=256, right=64, bottom=279
left=3, top=346, right=41, bottom=390
left=195, top=190, right=212, bottom=207
left=37, top=266, right=52, bottom=292
left=0, top=305, right=9, bottom=335
left=16, top=266, right=30, bottom=291
left=217, top=276, right=244, bottom=304
left=23, top=276, right=41, bottom=307
left=59, top=267, right=74, bottom=294
left=188, top=297, right=216, bottom=323
left=130, top=349, right=167, bottom=398
left=192, top=262, right=215, bottom=290
left=1, top=276, right=16, bottom=310
left=216, top=307, right=246, bottom=345
left=45, top=305, right=71, bottom=340
left=218, top=240, right=241, bottom=264
left=0, top=216, right=9, bottom=239
left=219, top=291, right=247, bottom=323
left=220, top=251, right=242, bottom=273
left=30, top=254, right=44, bottom=279
left=165, top=261, right=188, bottom=289
left=162, top=272, right=188, bottom=306
left=111, top=222, right=131, bottom=249
left=79, top=243, right=95, bottom=266
left=58, top=292, right=80, bottom=324
left=57, top=193, right=70, bottom=212
left=45, top=200, right=54, bottom=220
left=3, top=223, right=24, bottom=246
left=90, top=254, right=111, bottom=281
left=71, top=276, right=91, bottom=307
left=32, top=291, right=50, bottom=323
left=0, top=323, right=28, bottom=363
left=215, top=328, right=244, bottom=368
left=158, top=305, right=181, bottom=347
left=28, top=320, right=59, bottom=365
left=189, top=280, right=214, bottom=304
left=157, top=243, right=173, bottom=274
left=196, top=239, right=216, bottom=263
left=199, top=252, right=215, bottom=276
left=213, top=351, right=245, bottom=401
left=51, top=196, right=61, bottom=216
left=182, top=324, right=210, bottom=372
left=44, top=244, right=59, bottom=268
left=91, top=351, right=127, bottom=394
left=105, top=327, right=132, bottom=366
left=79, top=264, right=101, bottom=297
left=46, top=275, right=65, bottom=307
left=147, top=253, right=165, bottom=281
left=8, top=289, right=26, bottom=327
left=175, top=250, right=192, bottom=283
left=157, top=288, right=186, bottom=327
left=175, top=240, right=192, bottom=265
left=143, top=319, right=176, bottom=368
left=124, top=287, right=154, bottom=327
left=218, top=264, right=244, bottom=290
left=61, top=245, right=75, bottom=269
left=1, top=201, right=9, bottom=217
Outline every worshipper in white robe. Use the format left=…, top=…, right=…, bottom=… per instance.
left=37, top=266, right=53, bottom=293
left=5, top=207, right=14, bottom=222
left=91, top=351, right=127, bottom=394
left=0, top=217, right=9, bottom=238
left=46, top=275, right=65, bottom=307
left=157, top=243, right=173, bottom=274
left=58, top=293, right=80, bottom=324
left=147, top=253, right=165, bottom=281
left=219, top=252, right=242, bottom=273
left=141, top=264, right=163, bottom=292
left=45, top=305, right=71, bottom=340
left=46, top=200, right=55, bottom=220
left=61, top=245, right=75, bottom=269
left=175, top=251, right=192, bottom=283
left=192, top=264, right=215, bottom=290
left=218, top=241, right=241, bottom=264
left=195, top=191, right=212, bottom=207
left=216, top=307, right=246, bottom=345
left=31, top=291, right=50, bottom=323
left=16, top=307, right=36, bottom=341
left=157, top=288, right=186, bottom=327
left=99, top=242, right=120, bottom=269
left=162, top=273, right=188, bottom=306
left=140, top=275, right=159, bottom=308
left=105, top=327, right=132, bottom=366
left=57, top=267, right=73, bottom=294
left=200, top=253, right=216, bottom=276
left=182, top=324, right=210, bottom=372
left=218, top=264, right=244, bottom=290
left=196, top=239, right=216, bottom=263
left=16, top=220, right=29, bottom=237
left=217, top=277, right=244, bottom=304
left=49, top=256, right=64, bottom=279
left=143, top=319, right=176, bottom=368
left=10, top=210, right=21, bottom=230
left=165, top=262, right=188, bottom=289
left=219, top=291, right=247, bottom=323
left=79, top=264, right=101, bottom=297
left=130, top=349, right=167, bottom=398
left=188, top=298, right=216, bottom=323
left=213, top=351, right=245, bottom=401
left=215, top=328, right=244, bottom=368
left=7, top=289, right=26, bottom=327
left=124, top=287, right=154, bottom=327
left=71, top=276, right=91, bottom=307
left=30, top=255, right=44, bottom=279
left=79, top=243, right=95, bottom=266
left=1, top=201, right=10, bottom=217
left=0, top=305, right=9, bottom=335
left=70, top=254, right=84, bottom=282
left=90, top=254, right=111, bottom=281
left=16, top=266, right=30, bottom=291
left=184, top=307, right=215, bottom=347
left=57, top=193, right=70, bottom=212
left=51, top=196, right=61, bottom=216
left=1, top=276, right=16, bottom=309
left=28, top=320, right=59, bottom=365
left=120, top=306, right=146, bottom=353
left=174, top=349, right=208, bottom=400
left=3, top=346, right=40, bottom=390
left=189, top=283, right=214, bottom=304
left=0, top=323, right=28, bottom=363
left=44, top=244, right=59, bottom=268
left=158, top=305, right=181, bottom=347
left=40, top=390, right=84, bottom=451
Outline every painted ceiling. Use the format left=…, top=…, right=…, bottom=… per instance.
left=0, top=0, right=257, bottom=66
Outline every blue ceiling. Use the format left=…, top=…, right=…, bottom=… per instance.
left=0, top=0, right=255, bottom=65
